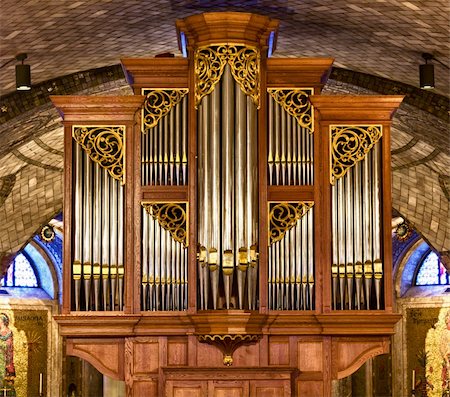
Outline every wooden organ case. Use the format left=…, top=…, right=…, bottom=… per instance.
left=52, top=12, right=403, bottom=397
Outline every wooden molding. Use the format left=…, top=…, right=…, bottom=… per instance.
left=267, top=58, right=334, bottom=88
left=50, top=95, right=145, bottom=122
left=66, top=338, right=125, bottom=380
left=120, top=58, right=189, bottom=91
left=176, top=12, right=279, bottom=50
left=309, top=95, right=404, bottom=122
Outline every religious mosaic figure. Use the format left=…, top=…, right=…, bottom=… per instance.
left=0, top=313, right=15, bottom=395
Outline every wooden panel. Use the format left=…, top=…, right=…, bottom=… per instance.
left=297, top=381, right=323, bottom=396
left=132, top=381, right=158, bottom=397
left=196, top=342, right=223, bottom=367
left=269, top=337, right=290, bottom=366
left=250, top=380, right=290, bottom=397
left=267, top=186, right=314, bottom=202
left=209, top=381, right=248, bottom=397
left=233, top=342, right=260, bottom=367
left=134, top=340, right=159, bottom=374
left=166, top=381, right=206, bottom=397
left=167, top=338, right=188, bottom=366
left=298, top=341, right=323, bottom=372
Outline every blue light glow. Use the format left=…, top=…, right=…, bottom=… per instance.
left=268, top=31, right=275, bottom=58
left=180, top=32, right=188, bottom=58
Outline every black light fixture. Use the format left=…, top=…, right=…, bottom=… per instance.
left=0, top=52, right=31, bottom=91
left=419, top=53, right=434, bottom=90
left=15, top=53, right=31, bottom=91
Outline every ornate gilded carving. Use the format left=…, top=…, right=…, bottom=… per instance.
left=268, top=88, right=314, bottom=133
left=330, top=125, right=382, bottom=184
left=395, top=221, right=413, bottom=242
left=142, top=202, right=188, bottom=247
left=141, top=89, right=188, bottom=131
left=269, top=202, right=314, bottom=245
left=73, top=126, right=125, bottom=184
left=40, top=225, right=55, bottom=243
left=197, top=334, right=261, bottom=366
left=195, top=44, right=260, bottom=108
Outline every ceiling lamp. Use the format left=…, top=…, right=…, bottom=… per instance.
left=0, top=52, right=31, bottom=91
left=419, top=53, right=434, bottom=90
left=15, top=53, right=31, bottom=91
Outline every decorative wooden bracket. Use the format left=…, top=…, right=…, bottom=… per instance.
left=197, top=334, right=262, bottom=366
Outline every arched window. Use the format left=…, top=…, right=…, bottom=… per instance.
left=1, top=253, right=39, bottom=287
left=415, top=250, right=449, bottom=286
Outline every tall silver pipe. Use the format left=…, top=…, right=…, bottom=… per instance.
left=286, top=113, right=292, bottom=185
left=301, top=210, right=308, bottom=309
left=117, top=184, right=124, bottom=310
left=337, top=178, right=346, bottom=309
left=101, top=168, right=110, bottom=310
left=354, top=162, right=363, bottom=309
left=142, top=209, right=149, bottom=310
left=175, top=100, right=181, bottom=185
left=291, top=115, right=297, bottom=185
left=268, top=97, right=274, bottom=185
left=82, top=152, right=92, bottom=310
left=202, top=95, right=211, bottom=310
left=363, top=154, right=373, bottom=308
left=307, top=209, right=314, bottom=309
left=235, top=82, right=248, bottom=309
left=182, top=97, right=188, bottom=184
left=332, top=181, right=339, bottom=309
left=345, top=172, right=354, bottom=309
left=92, top=163, right=101, bottom=311
left=73, top=143, right=83, bottom=311
left=274, top=102, right=280, bottom=185
left=295, top=219, right=301, bottom=310
left=246, top=96, right=258, bottom=310
left=280, top=105, right=286, bottom=185
left=110, top=178, right=118, bottom=310
left=210, top=84, right=221, bottom=309
left=168, top=107, right=174, bottom=185
left=373, top=144, right=383, bottom=309
left=163, top=114, right=169, bottom=185
left=222, top=66, right=235, bottom=310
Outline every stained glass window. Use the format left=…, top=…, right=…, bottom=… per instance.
left=415, top=251, right=449, bottom=286
left=0, top=253, right=38, bottom=287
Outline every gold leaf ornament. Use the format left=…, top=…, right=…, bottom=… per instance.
left=142, top=89, right=188, bottom=130
left=268, top=89, right=314, bottom=132
left=269, top=202, right=314, bottom=245
left=73, top=126, right=125, bottom=183
left=330, top=125, right=382, bottom=184
left=195, top=44, right=260, bottom=108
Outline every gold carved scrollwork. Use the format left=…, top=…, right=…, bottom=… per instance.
left=142, top=202, right=188, bottom=247
left=141, top=89, right=188, bottom=131
left=197, top=334, right=262, bottom=366
left=195, top=44, right=260, bottom=108
left=330, top=125, right=382, bottom=184
left=269, top=202, right=314, bottom=245
left=73, top=126, right=125, bottom=184
left=268, top=88, right=314, bottom=133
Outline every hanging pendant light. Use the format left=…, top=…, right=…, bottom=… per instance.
left=15, top=53, right=31, bottom=91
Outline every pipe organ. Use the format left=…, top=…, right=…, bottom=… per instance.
left=52, top=12, right=403, bottom=397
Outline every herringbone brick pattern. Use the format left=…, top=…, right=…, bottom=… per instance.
left=0, top=0, right=448, bottom=96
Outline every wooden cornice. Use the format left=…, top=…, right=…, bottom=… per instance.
left=309, top=95, right=404, bottom=122
left=55, top=311, right=401, bottom=337
left=266, top=58, right=334, bottom=88
left=176, top=12, right=279, bottom=50
left=50, top=95, right=145, bottom=123
left=120, top=58, right=189, bottom=90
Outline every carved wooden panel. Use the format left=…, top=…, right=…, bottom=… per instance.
left=168, top=337, right=188, bottom=366
left=66, top=338, right=124, bottom=380
left=249, top=380, right=291, bottom=397
left=166, top=381, right=206, bottom=397
left=334, top=337, right=390, bottom=379
left=133, top=338, right=159, bottom=374
left=208, top=381, right=248, bottom=397
left=297, top=380, right=323, bottom=396
left=297, top=341, right=323, bottom=372
left=133, top=381, right=158, bottom=397
left=232, top=342, right=260, bottom=367
left=269, top=336, right=290, bottom=366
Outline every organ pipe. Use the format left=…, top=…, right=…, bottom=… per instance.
left=72, top=133, right=125, bottom=311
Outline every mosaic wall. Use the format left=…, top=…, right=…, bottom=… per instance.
left=0, top=309, right=47, bottom=397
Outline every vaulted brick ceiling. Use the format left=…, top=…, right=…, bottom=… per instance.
left=0, top=1, right=449, bottom=263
